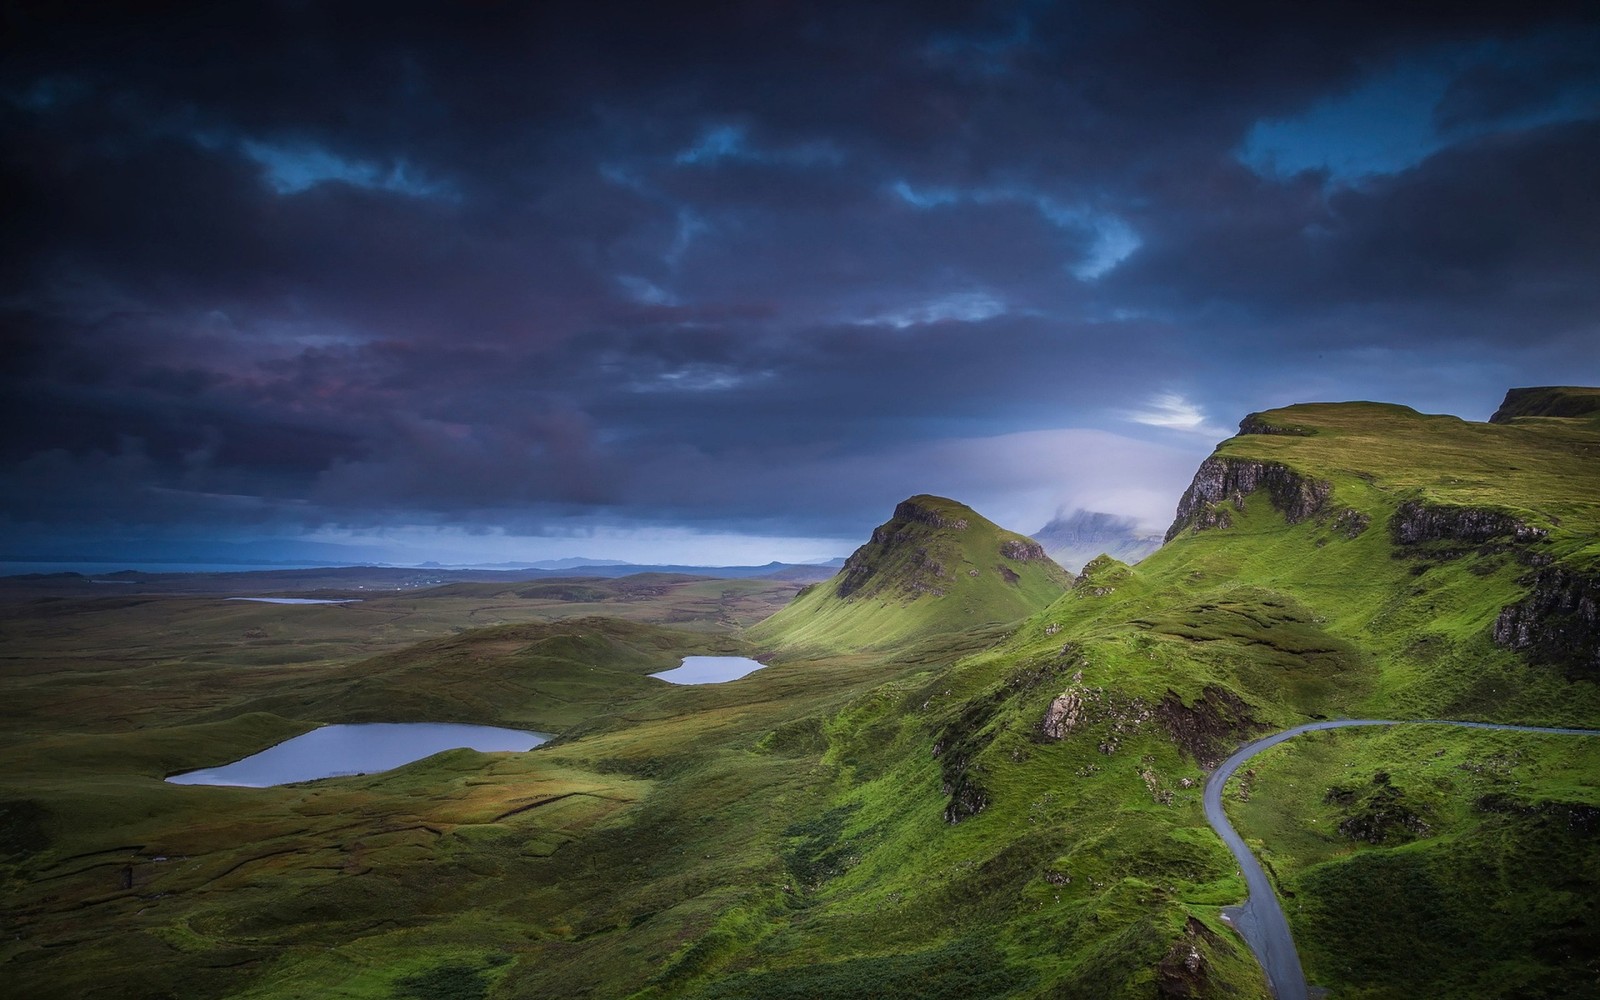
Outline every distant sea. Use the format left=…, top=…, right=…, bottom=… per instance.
left=0, top=562, right=335, bottom=577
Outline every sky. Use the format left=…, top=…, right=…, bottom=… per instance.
left=3, top=2, right=1599, bottom=567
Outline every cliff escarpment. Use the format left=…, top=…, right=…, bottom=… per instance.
left=1389, top=500, right=1548, bottom=547
left=1165, top=456, right=1332, bottom=542
left=1494, top=566, right=1600, bottom=677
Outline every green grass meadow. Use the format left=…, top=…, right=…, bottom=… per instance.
left=3, top=394, right=1598, bottom=998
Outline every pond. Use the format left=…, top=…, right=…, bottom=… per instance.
left=226, top=597, right=361, bottom=605
left=166, top=722, right=549, bottom=787
left=650, top=655, right=769, bottom=685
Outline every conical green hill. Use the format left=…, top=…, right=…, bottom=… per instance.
left=750, top=494, right=1072, bottom=653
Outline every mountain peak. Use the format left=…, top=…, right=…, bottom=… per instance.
left=752, top=495, right=1070, bottom=652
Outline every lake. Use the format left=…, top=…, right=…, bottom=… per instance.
left=650, top=655, right=769, bottom=684
left=166, top=722, right=549, bottom=787
left=226, top=597, right=361, bottom=605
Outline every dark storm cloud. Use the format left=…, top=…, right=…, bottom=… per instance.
left=2, top=1, right=1598, bottom=559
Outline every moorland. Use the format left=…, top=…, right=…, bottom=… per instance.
left=2, top=387, right=1598, bottom=999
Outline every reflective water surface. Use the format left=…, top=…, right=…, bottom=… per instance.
left=166, top=722, right=548, bottom=786
left=226, top=597, right=360, bottom=605
left=649, top=655, right=769, bottom=684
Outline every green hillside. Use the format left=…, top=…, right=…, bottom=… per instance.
left=749, top=495, right=1073, bottom=654
left=3, top=390, right=1597, bottom=999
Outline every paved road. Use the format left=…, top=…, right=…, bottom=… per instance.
left=1203, top=718, right=1600, bottom=1000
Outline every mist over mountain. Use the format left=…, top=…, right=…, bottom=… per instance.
left=1030, top=508, right=1166, bottom=573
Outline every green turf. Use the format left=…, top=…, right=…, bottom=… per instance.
left=749, top=495, right=1071, bottom=654
left=3, top=390, right=1598, bottom=998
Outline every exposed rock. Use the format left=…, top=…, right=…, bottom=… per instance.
left=893, top=497, right=968, bottom=531
left=1165, top=456, right=1331, bottom=542
left=935, top=688, right=1005, bottom=824
left=1476, top=792, right=1600, bottom=836
left=1235, top=768, right=1256, bottom=802
left=1154, top=685, right=1266, bottom=768
left=1238, top=412, right=1315, bottom=436
left=1073, top=554, right=1133, bottom=597
left=999, top=538, right=1049, bottom=562
left=1327, top=772, right=1432, bottom=844
left=1037, top=671, right=1153, bottom=751
left=1330, top=508, right=1371, bottom=539
left=943, top=782, right=990, bottom=824
left=1489, top=386, right=1600, bottom=423
left=1494, top=566, right=1600, bottom=676
left=1389, top=499, right=1548, bottom=546
left=1155, top=917, right=1222, bottom=998
left=1041, top=683, right=1085, bottom=739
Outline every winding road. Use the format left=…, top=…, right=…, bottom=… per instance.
left=1203, top=718, right=1600, bottom=1000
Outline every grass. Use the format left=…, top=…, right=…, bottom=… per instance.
left=750, top=495, right=1071, bottom=654
left=3, top=392, right=1598, bottom=998
left=1224, top=724, right=1600, bottom=998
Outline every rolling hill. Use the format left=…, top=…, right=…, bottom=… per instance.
left=748, top=494, right=1072, bottom=654
left=2, top=389, right=1597, bottom=999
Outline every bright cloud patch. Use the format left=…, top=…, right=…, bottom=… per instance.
left=1124, top=393, right=1227, bottom=436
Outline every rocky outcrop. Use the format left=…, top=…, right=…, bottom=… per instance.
left=1493, top=566, right=1600, bottom=676
left=837, top=541, right=950, bottom=598
left=1155, top=917, right=1224, bottom=998
left=1326, top=771, right=1432, bottom=845
left=1041, top=679, right=1086, bottom=739
left=1329, top=508, right=1371, bottom=539
left=1154, top=685, right=1265, bottom=768
left=1389, top=500, right=1548, bottom=546
left=1475, top=792, right=1600, bottom=836
left=1165, top=457, right=1332, bottom=542
left=1237, top=412, right=1315, bottom=436
left=933, top=689, right=1004, bottom=824
left=1489, top=386, right=1600, bottom=424
left=999, top=538, right=1049, bottom=562
left=893, top=498, right=968, bottom=531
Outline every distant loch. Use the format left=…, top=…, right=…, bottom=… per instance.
left=650, top=655, right=769, bottom=684
left=166, top=722, right=548, bottom=787
left=226, top=597, right=361, bottom=605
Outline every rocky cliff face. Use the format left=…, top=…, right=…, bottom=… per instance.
left=999, top=538, right=1050, bottom=562
left=1389, top=500, right=1548, bottom=546
left=1494, top=566, right=1600, bottom=677
left=891, top=498, right=969, bottom=531
left=1489, top=386, right=1600, bottom=424
left=1237, top=412, right=1315, bottom=436
left=1165, top=457, right=1332, bottom=542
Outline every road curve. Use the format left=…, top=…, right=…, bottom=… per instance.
left=1203, top=718, right=1600, bottom=1000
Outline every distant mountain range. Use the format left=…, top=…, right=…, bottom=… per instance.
left=1030, top=508, right=1165, bottom=573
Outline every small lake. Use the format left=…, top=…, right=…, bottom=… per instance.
left=226, top=597, right=361, bottom=605
left=650, top=655, right=769, bottom=685
left=166, top=722, right=548, bottom=787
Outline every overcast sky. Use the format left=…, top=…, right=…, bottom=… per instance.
left=4, top=2, right=1598, bottom=566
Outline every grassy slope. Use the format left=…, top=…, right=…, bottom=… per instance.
left=749, top=495, right=1071, bottom=654
left=697, top=397, right=1600, bottom=998
left=3, top=396, right=1597, bottom=999
left=1226, top=725, right=1600, bottom=998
